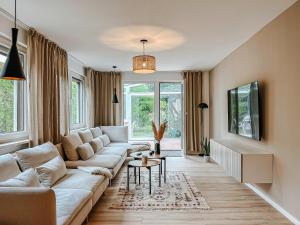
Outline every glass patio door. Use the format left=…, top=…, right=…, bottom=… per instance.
left=123, top=81, right=183, bottom=151
left=159, top=82, right=183, bottom=150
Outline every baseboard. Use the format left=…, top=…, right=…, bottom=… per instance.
left=245, top=183, right=300, bottom=225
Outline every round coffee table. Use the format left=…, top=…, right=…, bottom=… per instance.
left=130, top=151, right=167, bottom=183
left=127, top=159, right=161, bottom=194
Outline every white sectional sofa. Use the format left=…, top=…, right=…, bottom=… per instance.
left=0, top=126, right=140, bottom=225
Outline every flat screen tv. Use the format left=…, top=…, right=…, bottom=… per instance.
left=228, top=81, right=261, bottom=140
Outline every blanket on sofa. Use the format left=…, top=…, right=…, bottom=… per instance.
left=77, top=166, right=113, bottom=179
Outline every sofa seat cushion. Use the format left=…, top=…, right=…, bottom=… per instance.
left=107, top=143, right=132, bottom=148
left=53, top=169, right=106, bottom=193
left=54, top=188, right=92, bottom=225
left=16, top=142, right=59, bottom=171
left=0, top=154, right=21, bottom=181
left=65, top=155, right=122, bottom=169
left=98, top=146, right=128, bottom=157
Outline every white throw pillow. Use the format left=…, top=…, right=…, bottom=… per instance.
left=36, top=156, right=67, bottom=187
left=0, top=154, right=21, bottom=181
left=90, top=127, right=102, bottom=138
left=99, top=134, right=110, bottom=146
left=78, top=130, right=94, bottom=143
left=77, top=143, right=95, bottom=160
left=90, top=138, right=104, bottom=153
left=0, top=168, right=42, bottom=187
left=62, top=133, right=83, bottom=161
left=16, top=142, right=59, bottom=171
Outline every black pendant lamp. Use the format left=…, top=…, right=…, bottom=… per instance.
left=0, top=0, right=26, bottom=80
left=112, top=66, right=119, bottom=104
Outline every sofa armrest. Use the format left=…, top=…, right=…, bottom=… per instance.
left=0, top=187, right=56, bottom=225
left=100, top=126, right=128, bottom=143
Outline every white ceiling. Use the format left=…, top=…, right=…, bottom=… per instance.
left=0, top=0, right=297, bottom=71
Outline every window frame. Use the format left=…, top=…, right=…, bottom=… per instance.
left=0, top=44, right=28, bottom=144
left=70, top=71, right=86, bottom=130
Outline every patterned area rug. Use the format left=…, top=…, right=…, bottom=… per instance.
left=110, top=171, right=209, bottom=211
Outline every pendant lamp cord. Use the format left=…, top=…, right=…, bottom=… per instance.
left=14, top=0, right=17, bottom=28
left=142, top=41, right=145, bottom=56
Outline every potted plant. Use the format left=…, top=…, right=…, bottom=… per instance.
left=151, top=121, right=168, bottom=154
left=201, top=137, right=210, bottom=162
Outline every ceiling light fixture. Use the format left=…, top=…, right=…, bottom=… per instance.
left=133, top=39, right=156, bottom=74
left=0, top=0, right=26, bottom=80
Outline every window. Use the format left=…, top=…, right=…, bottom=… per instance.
left=0, top=46, right=26, bottom=141
left=70, top=75, right=85, bottom=129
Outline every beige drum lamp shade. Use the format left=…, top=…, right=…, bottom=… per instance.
left=133, top=55, right=156, bottom=74
left=132, top=39, right=156, bottom=74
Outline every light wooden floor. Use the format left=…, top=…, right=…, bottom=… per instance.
left=86, top=156, right=292, bottom=225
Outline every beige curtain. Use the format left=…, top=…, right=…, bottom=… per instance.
left=85, top=68, right=122, bottom=127
left=27, top=28, right=69, bottom=146
left=183, top=71, right=202, bottom=154
left=85, top=68, right=95, bottom=128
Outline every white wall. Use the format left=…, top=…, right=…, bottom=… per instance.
left=68, top=54, right=85, bottom=76
left=210, top=1, right=300, bottom=221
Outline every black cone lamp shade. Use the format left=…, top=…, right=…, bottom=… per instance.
left=198, top=103, right=208, bottom=109
left=0, top=28, right=25, bottom=80
left=112, top=88, right=119, bottom=104
left=0, top=0, right=26, bottom=80
left=112, top=65, right=119, bottom=104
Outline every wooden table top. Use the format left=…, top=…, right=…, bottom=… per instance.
left=130, top=151, right=167, bottom=159
left=128, top=159, right=160, bottom=168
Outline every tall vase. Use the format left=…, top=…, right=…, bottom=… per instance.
left=155, top=142, right=161, bottom=154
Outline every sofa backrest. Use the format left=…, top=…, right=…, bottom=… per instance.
left=15, top=142, right=59, bottom=171
left=0, top=154, right=22, bottom=181
left=100, top=126, right=128, bottom=143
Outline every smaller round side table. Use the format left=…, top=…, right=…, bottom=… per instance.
left=127, top=159, right=161, bottom=194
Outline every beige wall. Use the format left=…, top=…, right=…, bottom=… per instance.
left=210, top=0, right=300, bottom=220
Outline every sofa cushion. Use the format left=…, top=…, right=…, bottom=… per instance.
left=0, top=168, right=42, bottom=187
left=62, top=133, right=83, bottom=161
left=0, top=154, right=21, bottom=181
left=78, top=130, right=94, bottom=143
left=99, top=134, right=110, bottom=146
left=90, top=137, right=104, bottom=153
left=53, top=169, right=106, bottom=193
left=107, top=143, right=132, bottom=148
left=55, top=143, right=66, bottom=160
left=54, top=188, right=92, bottom=225
left=77, top=143, right=94, bottom=160
left=100, top=126, right=128, bottom=142
left=16, top=142, right=59, bottom=171
left=65, top=155, right=121, bottom=169
left=90, top=127, right=102, bottom=138
left=98, top=146, right=128, bottom=157
left=36, top=156, right=67, bottom=187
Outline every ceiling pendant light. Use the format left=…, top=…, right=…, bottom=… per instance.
left=133, top=39, right=156, bottom=74
left=0, top=0, right=25, bottom=80
left=112, top=66, right=119, bottom=104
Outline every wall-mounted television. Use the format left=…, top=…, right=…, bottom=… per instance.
left=228, top=81, right=261, bottom=140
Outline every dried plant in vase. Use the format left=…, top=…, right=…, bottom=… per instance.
left=151, top=121, right=168, bottom=154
